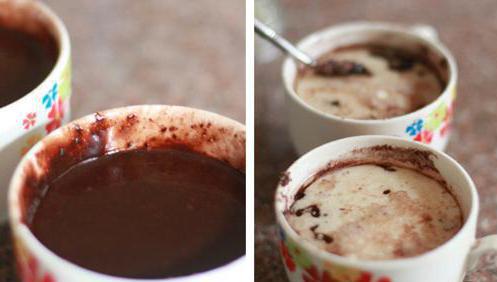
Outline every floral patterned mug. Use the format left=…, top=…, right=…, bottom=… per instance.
left=282, top=22, right=456, bottom=155
left=275, top=135, right=497, bottom=282
left=0, top=0, right=71, bottom=221
left=9, top=105, right=246, bottom=282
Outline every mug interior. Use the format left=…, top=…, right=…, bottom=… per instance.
left=282, top=22, right=456, bottom=123
left=275, top=135, right=477, bottom=267
left=9, top=105, right=246, bottom=281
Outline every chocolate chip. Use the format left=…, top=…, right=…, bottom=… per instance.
left=295, top=204, right=321, bottom=217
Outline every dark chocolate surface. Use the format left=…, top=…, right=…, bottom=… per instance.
left=0, top=0, right=245, bottom=280
left=0, top=26, right=57, bottom=107
left=30, top=148, right=245, bottom=279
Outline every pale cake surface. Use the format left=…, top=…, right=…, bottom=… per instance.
left=286, top=164, right=462, bottom=260
left=295, top=47, right=443, bottom=119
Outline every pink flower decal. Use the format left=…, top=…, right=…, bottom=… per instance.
left=280, top=230, right=393, bottom=282
left=413, top=129, right=433, bottom=144
left=17, top=256, right=56, bottom=282
left=45, top=97, right=64, bottom=134
left=22, top=112, right=37, bottom=130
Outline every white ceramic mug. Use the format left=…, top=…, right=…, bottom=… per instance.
left=275, top=135, right=497, bottom=282
left=0, top=0, right=71, bottom=220
left=282, top=22, right=457, bottom=155
left=8, top=105, right=246, bottom=282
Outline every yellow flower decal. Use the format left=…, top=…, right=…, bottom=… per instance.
left=58, top=61, right=71, bottom=101
left=425, top=103, right=447, bottom=131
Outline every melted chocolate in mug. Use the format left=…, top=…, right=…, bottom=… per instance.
left=0, top=26, right=57, bottom=107
left=30, top=148, right=245, bottom=279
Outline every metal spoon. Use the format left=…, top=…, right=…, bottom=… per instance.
left=255, top=18, right=316, bottom=67
left=255, top=19, right=370, bottom=77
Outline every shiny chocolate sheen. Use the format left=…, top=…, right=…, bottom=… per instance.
left=29, top=148, right=245, bottom=279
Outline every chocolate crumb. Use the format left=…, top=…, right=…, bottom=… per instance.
left=73, top=124, right=82, bottom=133
left=294, top=190, right=305, bottom=201
left=383, top=189, right=391, bottom=195
left=160, top=127, right=167, bottom=133
left=330, top=100, right=341, bottom=107
left=295, top=204, right=321, bottom=217
left=421, top=213, right=433, bottom=222
left=279, top=171, right=291, bottom=187
left=393, top=248, right=405, bottom=257
left=376, top=163, right=397, bottom=172
left=310, top=225, right=333, bottom=244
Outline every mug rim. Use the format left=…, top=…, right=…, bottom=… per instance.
left=282, top=21, right=458, bottom=125
left=275, top=135, right=478, bottom=270
left=9, top=105, right=246, bottom=281
left=0, top=0, right=71, bottom=111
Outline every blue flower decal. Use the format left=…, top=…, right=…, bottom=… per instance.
left=42, top=83, right=58, bottom=109
left=406, top=119, right=424, bottom=136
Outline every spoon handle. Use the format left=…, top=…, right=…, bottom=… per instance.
left=255, top=19, right=315, bottom=66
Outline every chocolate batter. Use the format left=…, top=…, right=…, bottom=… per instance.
left=0, top=26, right=57, bottom=107
left=29, top=148, right=245, bottom=278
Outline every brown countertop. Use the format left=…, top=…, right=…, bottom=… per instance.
left=255, top=0, right=497, bottom=281
left=0, top=0, right=244, bottom=281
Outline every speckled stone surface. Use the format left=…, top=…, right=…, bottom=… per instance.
left=0, top=0, right=244, bottom=281
left=255, top=0, right=497, bottom=281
